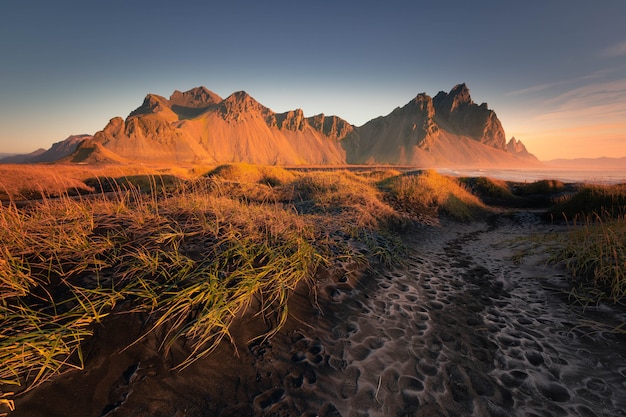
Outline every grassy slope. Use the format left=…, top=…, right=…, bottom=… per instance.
left=1, top=164, right=624, bottom=412
left=1, top=164, right=413, bottom=410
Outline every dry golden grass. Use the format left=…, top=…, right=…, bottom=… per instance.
left=548, top=183, right=626, bottom=222
left=0, top=164, right=414, bottom=410
left=461, top=176, right=517, bottom=201
left=552, top=219, right=626, bottom=305
left=9, top=163, right=612, bottom=414
left=207, top=163, right=297, bottom=185
left=543, top=183, right=626, bottom=305
left=380, top=169, right=488, bottom=221
left=0, top=163, right=221, bottom=202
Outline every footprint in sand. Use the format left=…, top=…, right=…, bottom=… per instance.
left=339, top=366, right=360, bottom=399
left=252, top=388, right=285, bottom=411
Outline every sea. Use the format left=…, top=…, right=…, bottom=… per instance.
left=437, top=168, right=626, bottom=185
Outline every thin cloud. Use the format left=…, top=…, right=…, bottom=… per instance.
left=601, top=40, right=626, bottom=58
left=542, top=78, right=626, bottom=106
left=535, top=78, right=626, bottom=121
left=506, top=69, right=618, bottom=96
left=536, top=104, right=626, bottom=122
left=506, top=82, right=554, bottom=96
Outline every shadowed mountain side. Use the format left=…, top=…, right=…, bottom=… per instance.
left=342, top=85, right=539, bottom=167
left=170, top=86, right=223, bottom=119
left=433, top=83, right=506, bottom=150
left=31, top=134, right=92, bottom=162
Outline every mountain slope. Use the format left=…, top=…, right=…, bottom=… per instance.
left=75, top=87, right=350, bottom=165
left=31, top=134, right=92, bottom=163
left=342, top=84, right=539, bottom=167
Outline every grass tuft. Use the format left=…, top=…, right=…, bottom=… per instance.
left=206, top=163, right=296, bottom=186
left=516, top=179, right=566, bottom=196
left=548, top=184, right=626, bottom=222
left=379, top=170, right=488, bottom=221
left=543, top=183, right=626, bottom=305
left=460, top=177, right=525, bottom=207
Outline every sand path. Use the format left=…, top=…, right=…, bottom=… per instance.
left=10, top=212, right=626, bottom=416
left=249, top=212, right=626, bottom=417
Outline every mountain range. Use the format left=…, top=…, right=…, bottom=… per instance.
left=2, top=84, right=540, bottom=167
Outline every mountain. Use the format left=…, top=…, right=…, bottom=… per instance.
left=31, top=134, right=92, bottom=162
left=12, top=84, right=538, bottom=167
left=71, top=87, right=351, bottom=165
left=342, top=84, right=539, bottom=167
left=433, top=83, right=507, bottom=150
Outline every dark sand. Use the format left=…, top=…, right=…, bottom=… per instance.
left=8, top=211, right=626, bottom=417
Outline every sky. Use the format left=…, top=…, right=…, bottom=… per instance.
left=1, top=1, right=625, bottom=161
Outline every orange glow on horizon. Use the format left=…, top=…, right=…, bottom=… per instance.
left=517, top=122, right=626, bottom=161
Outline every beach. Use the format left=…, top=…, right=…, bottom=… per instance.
left=9, top=209, right=626, bottom=417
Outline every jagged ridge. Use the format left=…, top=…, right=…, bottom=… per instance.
left=73, top=88, right=352, bottom=165
left=3, top=84, right=539, bottom=167
left=342, top=84, right=538, bottom=167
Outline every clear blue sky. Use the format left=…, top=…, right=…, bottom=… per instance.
left=1, top=0, right=625, bottom=160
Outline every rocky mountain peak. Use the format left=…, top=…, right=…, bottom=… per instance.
left=433, top=83, right=473, bottom=116
left=170, top=87, right=222, bottom=108
left=448, top=83, right=472, bottom=106
left=507, top=137, right=530, bottom=155
left=222, top=91, right=260, bottom=109
left=431, top=84, right=506, bottom=150
left=408, top=93, right=436, bottom=118
left=218, top=91, right=272, bottom=122
left=307, top=114, right=354, bottom=141
left=225, top=90, right=253, bottom=103
left=128, top=94, right=170, bottom=118
left=276, top=109, right=306, bottom=131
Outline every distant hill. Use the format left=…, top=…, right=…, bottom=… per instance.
left=0, top=135, right=91, bottom=164
left=0, top=148, right=46, bottom=164
left=6, top=84, right=539, bottom=167
left=32, top=134, right=92, bottom=162
left=544, top=157, right=626, bottom=170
